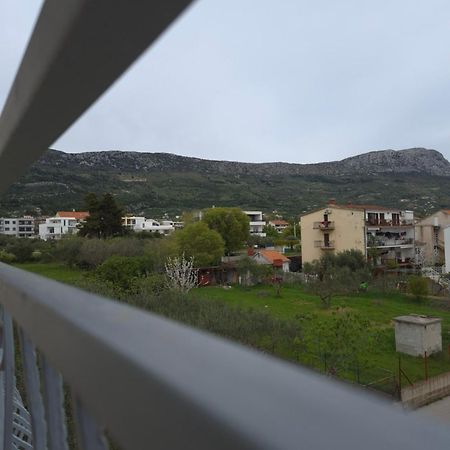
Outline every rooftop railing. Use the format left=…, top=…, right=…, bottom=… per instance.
left=0, top=1, right=449, bottom=449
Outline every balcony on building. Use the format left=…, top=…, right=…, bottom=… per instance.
left=314, top=240, right=335, bottom=249
left=313, top=220, right=335, bottom=230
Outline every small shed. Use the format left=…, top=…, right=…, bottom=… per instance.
left=393, top=315, right=442, bottom=357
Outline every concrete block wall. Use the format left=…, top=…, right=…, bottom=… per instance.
left=402, top=371, right=450, bottom=409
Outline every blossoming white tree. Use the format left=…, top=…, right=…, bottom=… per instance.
left=165, top=254, right=198, bottom=294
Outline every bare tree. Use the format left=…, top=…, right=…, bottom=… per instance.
left=165, top=254, right=198, bottom=294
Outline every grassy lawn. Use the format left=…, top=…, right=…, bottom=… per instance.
left=14, top=261, right=450, bottom=391
left=14, top=262, right=86, bottom=285
left=192, top=284, right=450, bottom=387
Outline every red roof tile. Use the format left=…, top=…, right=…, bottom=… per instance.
left=56, top=211, right=89, bottom=220
left=258, top=249, right=290, bottom=263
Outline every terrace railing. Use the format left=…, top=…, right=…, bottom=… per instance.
left=0, top=1, right=450, bottom=449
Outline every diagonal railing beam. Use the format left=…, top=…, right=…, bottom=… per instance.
left=0, top=0, right=193, bottom=193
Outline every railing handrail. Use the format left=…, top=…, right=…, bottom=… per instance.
left=1, top=263, right=450, bottom=449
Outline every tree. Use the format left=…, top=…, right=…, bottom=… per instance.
left=263, top=224, right=279, bottom=239
left=303, top=250, right=370, bottom=308
left=174, top=222, right=224, bottom=267
left=203, top=207, right=249, bottom=254
left=236, top=257, right=273, bottom=286
left=408, top=275, right=428, bottom=300
left=165, top=254, right=198, bottom=294
left=78, top=193, right=125, bottom=238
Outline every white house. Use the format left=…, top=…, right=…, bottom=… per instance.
left=38, top=211, right=89, bottom=240
left=268, top=219, right=289, bottom=234
left=0, top=217, right=35, bottom=238
left=122, top=216, right=174, bottom=234
left=244, top=211, right=266, bottom=237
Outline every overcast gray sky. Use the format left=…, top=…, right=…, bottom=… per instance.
left=2, top=1, right=450, bottom=163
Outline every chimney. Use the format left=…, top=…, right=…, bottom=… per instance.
left=328, top=198, right=336, bottom=206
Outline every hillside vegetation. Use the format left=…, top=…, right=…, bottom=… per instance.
left=1, top=147, right=449, bottom=218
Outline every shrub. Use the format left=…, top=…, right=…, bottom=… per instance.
left=52, top=236, right=84, bottom=266
left=4, top=239, right=35, bottom=263
left=408, top=275, right=428, bottom=300
left=95, top=255, right=153, bottom=290
left=0, top=250, right=16, bottom=264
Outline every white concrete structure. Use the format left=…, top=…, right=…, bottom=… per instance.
left=244, top=211, right=266, bottom=237
left=39, top=216, right=80, bottom=240
left=122, top=216, right=174, bottom=234
left=0, top=217, right=35, bottom=238
left=394, top=315, right=442, bottom=357
left=39, top=211, right=89, bottom=240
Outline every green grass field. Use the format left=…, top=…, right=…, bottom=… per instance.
left=192, top=284, right=450, bottom=386
left=15, top=262, right=450, bottom=390
left=14, top=262, right=86, bottom=285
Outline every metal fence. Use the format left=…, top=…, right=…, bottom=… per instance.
left=1, top=1, right=450, bottom=449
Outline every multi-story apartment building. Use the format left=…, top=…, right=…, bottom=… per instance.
left=244, top=211, right=266, bottom=237
left=0, top=217, right=35, bottom=238
left=39, top=211, right=89, bottom=240
left=301, top=200, right=415, bottom=267
left=122, top=216, right=174, bottom=234
left=415, top=210, right=450, bottom=265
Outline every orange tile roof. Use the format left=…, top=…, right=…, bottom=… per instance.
left=270, top=219, right=289, bottom=226
left=258, top=249, right=290, bottom=263
left=56, top=211, right=90, bottom=220
left=344, top=203, right=400, bottom=211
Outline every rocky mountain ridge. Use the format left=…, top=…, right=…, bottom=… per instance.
left=38, top=147, right=450, bottom=177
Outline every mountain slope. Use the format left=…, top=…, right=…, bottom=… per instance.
left=1, top=147, right=449, bottom=218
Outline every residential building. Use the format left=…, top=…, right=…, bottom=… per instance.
left=362, top=204, right=415, bottom=267
left=244, top=211, right=266, bottom=237
left=0, top=217, right=35, bottom=238
left=39, top=211, right=89, bottom=240
left=444, top=227, right=450, bottom=273
left=122, top=216, right=174, bottom=234
left=300, top=200, right=415, bottom=266
left=252, top=249, right=290, bottom=272
left=415, top=210, right=450, bottom=265
left=268, top=219, right=289, bottom=233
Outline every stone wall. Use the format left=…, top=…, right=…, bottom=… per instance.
left=402, top=371, right=450, bottom=409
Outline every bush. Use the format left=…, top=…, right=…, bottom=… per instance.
left=4, top=239, right=35, bottom=263
left=0, top=250, right=16, bottom=264
left=52, top=236, right=84, bottom=266
left=408, top=275, right=428, bottom=300
left=95, top=255, right=153, bottom=290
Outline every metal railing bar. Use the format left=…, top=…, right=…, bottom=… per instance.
left=12, top=434, right=33, bottom=450
left=73, top=396, right=109, bottom=450
left=19, top=328, right=47, bottom=449
left=0, top=0, right=194, bottom=194
left=0, top=264, right=449, bottom=450
left=2, top=308, right=14, bottom=450
left=41, top=356, right=68, bottom=450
